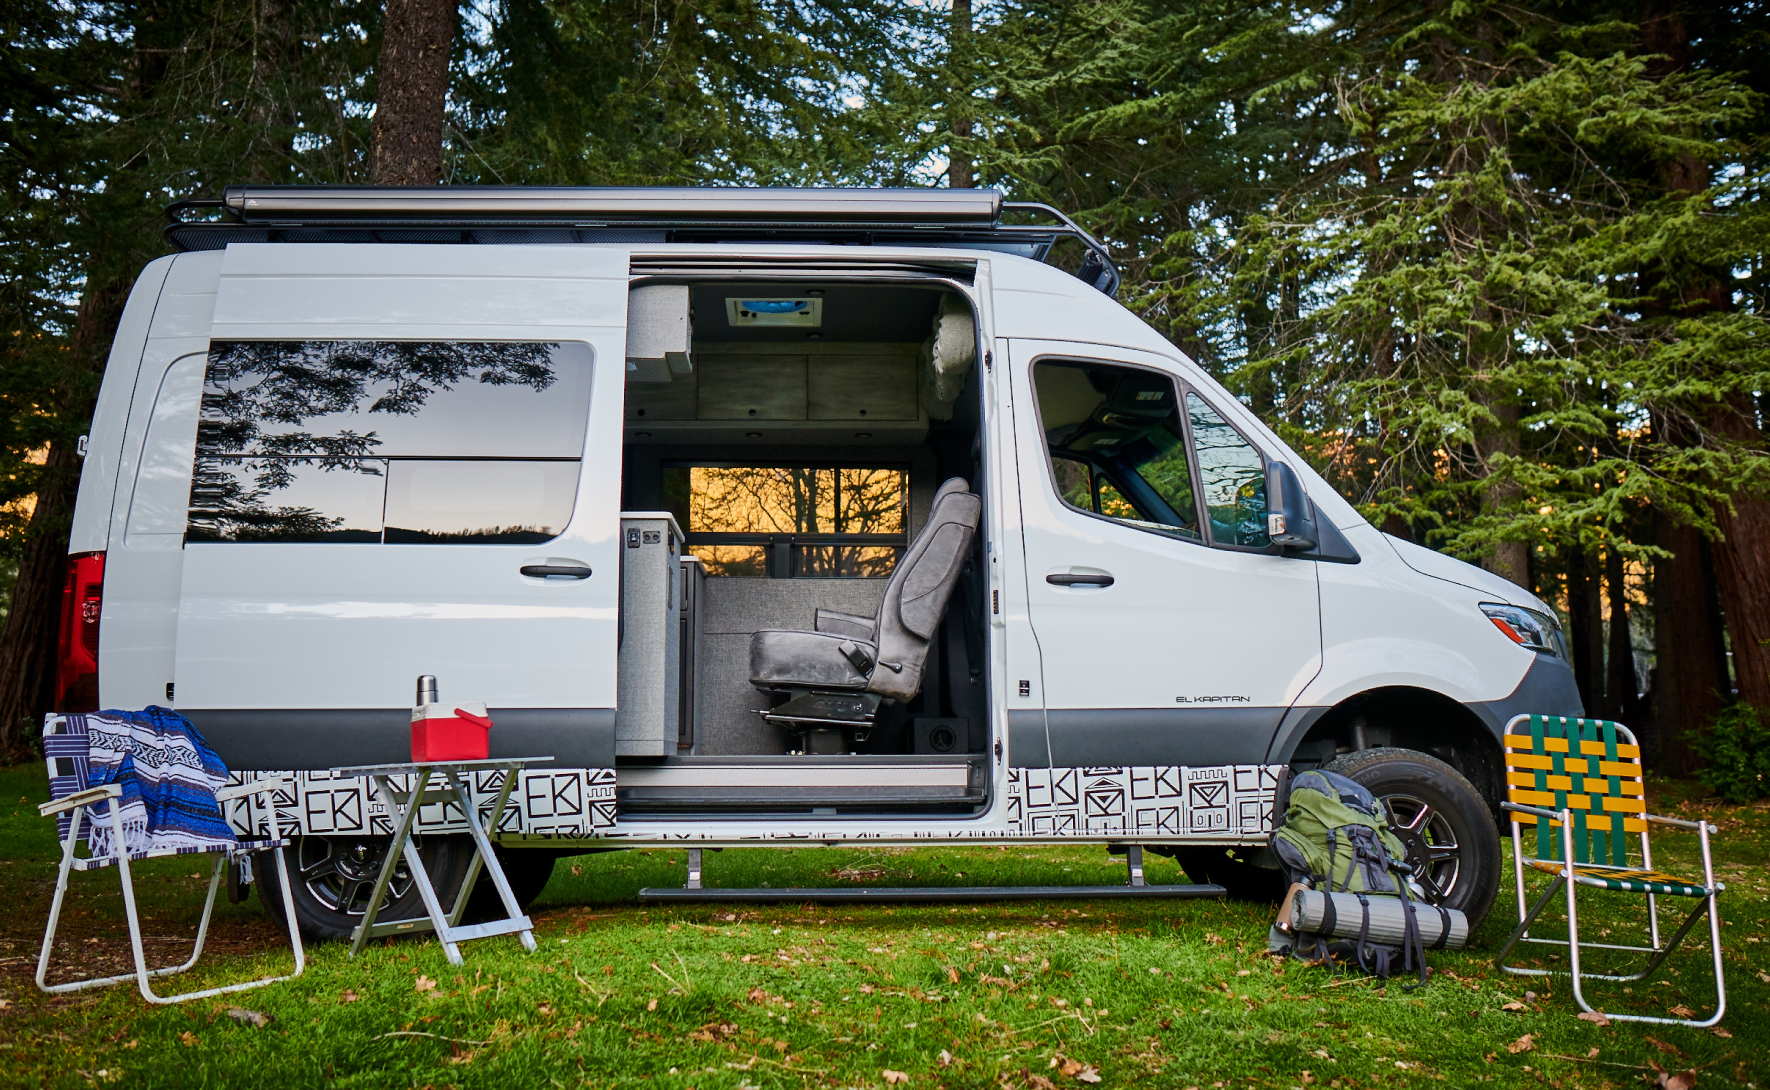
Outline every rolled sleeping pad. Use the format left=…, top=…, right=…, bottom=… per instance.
left=1288, top=889, right=1469, bottom=950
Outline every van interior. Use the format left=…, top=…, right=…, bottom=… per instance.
left=615, top=278, right=990, bottom=816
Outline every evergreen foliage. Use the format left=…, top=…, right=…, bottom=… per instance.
left=2, top=0, right=1768, bottom=772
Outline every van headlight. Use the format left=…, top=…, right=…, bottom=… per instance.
left=1480, top=603, right=1567, bottom=659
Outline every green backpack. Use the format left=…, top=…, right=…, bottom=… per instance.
left=1269, top=769, right=1431, bottom=985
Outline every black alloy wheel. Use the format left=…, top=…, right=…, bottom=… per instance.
left=259, top=834, right=473, bottom=941
left=1321, top=746, right=1501, bottom=926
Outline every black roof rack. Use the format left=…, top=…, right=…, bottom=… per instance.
left=164, top=186, right=1120, bottom=295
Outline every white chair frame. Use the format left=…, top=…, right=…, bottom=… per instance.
left=37, top=777, right=306, bottom=1004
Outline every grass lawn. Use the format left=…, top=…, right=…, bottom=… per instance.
left=0, top=762, right=1764, bottom=1090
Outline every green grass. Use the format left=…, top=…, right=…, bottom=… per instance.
left=0, top=762, right=1765, bottom=1089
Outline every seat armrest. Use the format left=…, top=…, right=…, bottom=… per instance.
left=40, top=783, right=122, bottom=817
left=1642, top=812, right=1712, bottom=832
left=1501, top=800, right=1566, bottom=822
left=814, top=608, right=875, bottom=640
left=216, top=777, right=287, bottom=804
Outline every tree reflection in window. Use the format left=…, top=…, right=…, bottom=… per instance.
left=188, top=341, right=580, bottom=543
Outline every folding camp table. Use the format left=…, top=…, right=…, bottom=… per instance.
left=332, top=757, right=550, bottom=965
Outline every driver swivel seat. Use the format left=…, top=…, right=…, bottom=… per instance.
left=748, top=478, right=981, bottom=752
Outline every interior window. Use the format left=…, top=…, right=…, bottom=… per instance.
left=1032, top=361, right=1200, bottom=541
left=1185, top=392, right=1270, bottom=549
left=663, top=465, right=907, bottom=577
left=188, top=340, right=590, bottom=544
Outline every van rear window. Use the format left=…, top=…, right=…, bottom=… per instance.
left=187, top=340, right=591, bottom=544
left=662, top=465, right=907, bottom=577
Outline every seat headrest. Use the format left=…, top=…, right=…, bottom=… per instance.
left=932, top=477, right=970, bottom=507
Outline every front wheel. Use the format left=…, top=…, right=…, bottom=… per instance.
left=1320, top=747, right=1501, bottom=926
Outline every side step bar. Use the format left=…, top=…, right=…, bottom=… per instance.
left=638, top=883, right=1225, bottom=903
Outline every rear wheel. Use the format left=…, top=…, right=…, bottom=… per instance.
left=260, top=834, right=473, bottom=942
left=460, top=847, right=560, bottom=922
left=1320, top=747, right=1501, bottom=926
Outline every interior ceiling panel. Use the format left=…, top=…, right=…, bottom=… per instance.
left=690, top=283, right=942, bottom=344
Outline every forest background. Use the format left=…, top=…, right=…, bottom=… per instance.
left=2, top=0, right=1767, bottom=789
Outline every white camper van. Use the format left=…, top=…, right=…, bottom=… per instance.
left=56, top=187, right=1579, bottom=938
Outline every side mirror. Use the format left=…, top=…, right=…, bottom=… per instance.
left=1265, top=461, right=1318, bottom=551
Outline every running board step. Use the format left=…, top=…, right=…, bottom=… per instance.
left=637, top=883, right=1225, bottom=903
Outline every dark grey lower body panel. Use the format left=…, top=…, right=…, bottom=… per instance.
left=637, top=883, right=1225, bottom=903
left=1471, top=654, right=1584, bottom=736
left=184, top=708, right=616, bottom=771
left=1036, top=707, right=1286, bottom=768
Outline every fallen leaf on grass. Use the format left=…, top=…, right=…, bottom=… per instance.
left=177, top=1032, right=198, bottom=1048
left=445, top=1049, right=475, bottom=1066
left=1710, top=1027, right=1732, bottom=1038
left=1203, top=933, right=1226, bottom=946
left=224, top=1007, right=272, bottom=1028
left=414, top=976, right=437, bottom=993
left=1507, top=1034, right=1534, bottom=1054
left=883, top=1069, right=910, bottom=1084
left=1576, top=1011, right=1610, bottom=1027
left=646, top=998, right=658, bottom=1011
left=937, top=1050, right=954, bottom=1067
left=947, top=966, right=960, bottom=984
left=1499, top=1000, right=1526, bottom=1012
left=1655, top=1069, right=1697, bottom=1090
left=1667, top=1004, right=1697, bottom=1019
left=1645, top=1035, right=1685, bottom=1058
left=689, top=1022, right=737, bottom=1043
left=536, top=1002, right=554, bottom=1017
left=338, top=990, right=359, bottom=1004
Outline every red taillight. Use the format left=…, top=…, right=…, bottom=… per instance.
left=55, top=551, right=104, bottom=712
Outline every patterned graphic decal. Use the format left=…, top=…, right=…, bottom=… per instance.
left=222, top=768, right=617, bottom=839
left=1007, top=765, right=1282, bottom=837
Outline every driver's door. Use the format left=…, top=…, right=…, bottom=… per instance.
left=1009, top=340, right=1321, bottom=773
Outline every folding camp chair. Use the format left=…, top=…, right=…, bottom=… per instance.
left=1495, top=714, right=1725, bottom=1027
left=37, top=714, right=305, bottom=1004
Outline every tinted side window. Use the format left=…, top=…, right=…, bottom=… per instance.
left=1032, top=361, right=1200, bottom=541
left=188, top=341, right=590, bottom=544
left=1185, top=392, right=1270, bottom=549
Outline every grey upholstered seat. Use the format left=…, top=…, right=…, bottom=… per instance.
left=749, top=478, right=981, bottom=706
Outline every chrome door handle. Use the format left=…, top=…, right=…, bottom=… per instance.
left=521, top=564, right=592, bottom=579
left=1047, top=573, right=1114, bottom=587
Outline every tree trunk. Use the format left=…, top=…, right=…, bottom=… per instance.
left=1567, top=549, right=1602, bottom=713
left=370, top=0, right=455, bottom=186
left=0, top=272, right=128, bottom=756
left=948, top=0, right=973, bottom=189
left=1707, top=406, right=1770, bottom=715
left=1604, top=544, right=1638, bottom=724
left=1650, top=516, right=1729, bottom=774
left=0, top=442, right=81, bottom=755
left=1474, top=395, right=1529, bottom=587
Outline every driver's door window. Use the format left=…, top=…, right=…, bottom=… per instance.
left=1033, top=361, right=1200, bottom=541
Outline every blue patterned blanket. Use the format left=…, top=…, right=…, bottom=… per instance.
left=80, top=706, right=237, bottom=858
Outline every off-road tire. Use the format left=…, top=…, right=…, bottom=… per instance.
left=460, top=847, right=560, bottom=922
left=1321, top=746, right=1501, bottom=927
left=259, top=834, right=475, bottom=942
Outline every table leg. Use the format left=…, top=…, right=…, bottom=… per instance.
left=446, top=768, right=536, bottom=953
left=443, top=765, right=512, bottom=928
left=351, top=771, right=429, bottom=959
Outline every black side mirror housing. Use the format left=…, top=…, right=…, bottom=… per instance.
left=1265, top=461, right=1318, bottom=550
